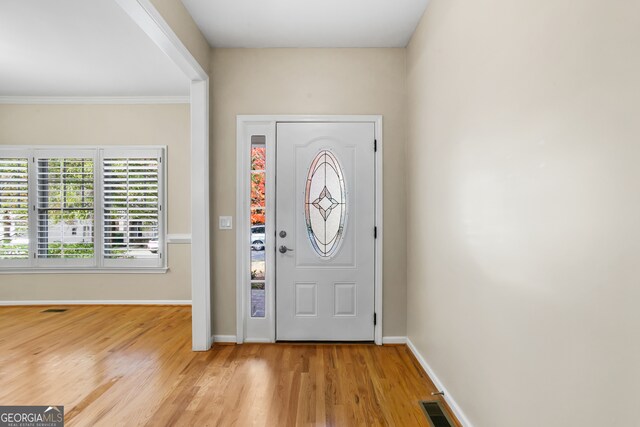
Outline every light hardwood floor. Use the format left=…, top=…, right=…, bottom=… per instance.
left=0, top=305, right=459, bottom=426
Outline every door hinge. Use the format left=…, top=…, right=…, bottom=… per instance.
left=374, top=139, right=377, bottom=152
left=374, top=226, right=377, bottom=239
left=374, top=312, right=377, bottom=326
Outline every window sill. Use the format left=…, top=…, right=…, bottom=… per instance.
left=0, top=267, right=169, bottom=275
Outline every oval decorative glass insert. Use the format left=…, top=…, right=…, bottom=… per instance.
left=305, top=150, right=347, bottom=258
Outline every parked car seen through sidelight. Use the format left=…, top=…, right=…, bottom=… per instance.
left=251, top=225, right=265, bottom=251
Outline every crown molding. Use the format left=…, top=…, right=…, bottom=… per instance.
left=0, top=96, right=190, bottom=105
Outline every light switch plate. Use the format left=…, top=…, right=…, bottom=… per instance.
left=219, top=216, right=233, bottom=230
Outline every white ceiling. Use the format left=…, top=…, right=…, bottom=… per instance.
left=181, top=0, right=429, bottom=48
left=0, top=0, right=189, bottom=96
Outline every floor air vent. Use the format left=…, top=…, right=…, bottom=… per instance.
left=42, top=308, right=68, bottom=313
left=420, top=401, right=455, bottom=427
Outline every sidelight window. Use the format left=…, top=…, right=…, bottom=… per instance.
left=250, top=136, right=266, bottom=317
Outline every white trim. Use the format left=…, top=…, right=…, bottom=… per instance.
left=0, top=145, right=167, bottom=150
left=236, top=120, right=276, bottom=344
left=114, top=0, right=207, bottom=81
left=236, top=115, right=383, bottom=345
left=406, top=338, right=473, bottom=427
left=114, top=0, right=211, bottom=352
left=166, top=234, right=192, bottom=244
left=0, top=300, right=191, bottom=306
left=235, top=119, right=247, bottom=344
left=382, top=336, right=407, bottom=344
left=374, top=118, right=383, bottom=346
left=237, top=115, right=383, bottom=123
left=0, top=268, right=168, bottom=274
left=213, top=335, right=237, bottom=343
left=189, top=80, right=211, bottom=351
left=0, top=96, right=190, bottom=105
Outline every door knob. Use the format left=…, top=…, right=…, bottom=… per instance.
left=279, top=245, right=294, bottom=254
left=279, top=230, right=287, bottom=238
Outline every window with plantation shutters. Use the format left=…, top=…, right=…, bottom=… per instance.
left=0, top=146, right=165, bottom=271
left=36, top=153, right=95, bottom=265
left=102, top=150, right=163, bottom=267
left=0, top=154, right=30, bottom=265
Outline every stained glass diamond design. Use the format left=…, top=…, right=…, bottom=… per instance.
left=312, top=186, right=339, bottom=220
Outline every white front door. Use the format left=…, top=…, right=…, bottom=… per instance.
left=276, top=122, right=376, bottom=341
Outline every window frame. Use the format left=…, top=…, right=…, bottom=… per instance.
left=0, top=146, right=167, bottom=273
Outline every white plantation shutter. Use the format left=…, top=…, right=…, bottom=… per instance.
left=102, top=148, right=164, bottom=268
left=0, top=154, right=30, bottom=265
left=36, top=151, right=95, bottom=266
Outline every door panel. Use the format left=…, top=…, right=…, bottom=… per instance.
left=276, top=122, right=375, bottom=341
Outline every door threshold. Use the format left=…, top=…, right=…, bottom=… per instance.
left=275, top=340, right=376, bottom=345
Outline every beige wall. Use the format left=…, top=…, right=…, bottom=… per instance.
left=406, top=1, right=640, bottom=426
left=210, top=48, right=407, bottom=336
left=149, top=0, right=210, bottom=73
left=0, top=104, right=191, bottom=301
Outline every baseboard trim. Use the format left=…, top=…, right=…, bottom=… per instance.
left=406, top=338, right=473, bottom=427
left=0, top=300, right=191, bottom=306
left=213, top=335, right=237, bottom=343
left=382, top=336, right=407, bottom=344
left=215, top=336, right=405, bottom=344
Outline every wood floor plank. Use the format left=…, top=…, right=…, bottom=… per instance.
left=0, top=306, right=460, bottom=426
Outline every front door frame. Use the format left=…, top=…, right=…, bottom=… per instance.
left=236, top=115, right=383, bottom=345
